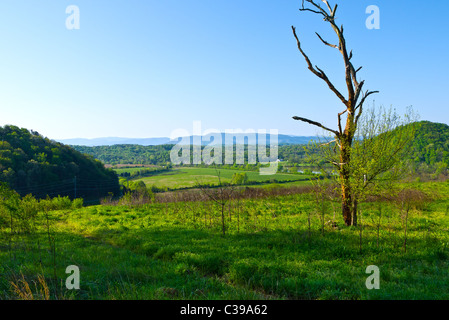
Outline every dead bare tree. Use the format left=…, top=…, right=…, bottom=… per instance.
left=291, top=0, right=378, bottom=226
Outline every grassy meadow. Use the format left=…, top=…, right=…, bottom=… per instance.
left=1, top=180, right=449, bottom=300
left=123, top=167, right=313, bottom=190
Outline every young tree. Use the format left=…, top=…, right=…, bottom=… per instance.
left=196, top=169, right=237, bottom=236
left=231, top=172, right=248, bottom=185
left=349, top=106, right=417, bottom=219
left=291, top=0, right=378, bottom=225
left=319, top=106, right=417, bottom=224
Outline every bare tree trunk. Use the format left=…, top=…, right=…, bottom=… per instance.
left=340, top=169, right=352, bottom=226
left=340, top=133, right=356, bottom=226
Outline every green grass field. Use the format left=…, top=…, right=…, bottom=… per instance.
left=2, top=181, right=449, bottom=300
left=133, top=167, right=312, bottom=189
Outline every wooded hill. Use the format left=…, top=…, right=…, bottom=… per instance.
left=0, top=125, right=120, bottom=201
left=407, top=121, right=449, bottom=165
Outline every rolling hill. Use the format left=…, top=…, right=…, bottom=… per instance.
left=0, top=125, right=120, bottom=201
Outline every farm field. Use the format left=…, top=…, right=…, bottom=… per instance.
left=2, top=181, right=449, bottom=300
left=132, top=167, right=313, bottom=190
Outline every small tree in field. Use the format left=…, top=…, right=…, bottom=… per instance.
left=197, top=170, right=236, bottom=236
left=231, top=172, right=248, bottom=185
left=347, top=107, right=417, bottom=221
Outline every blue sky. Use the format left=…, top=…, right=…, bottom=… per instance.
left=0, top=0, right=447, bottom=139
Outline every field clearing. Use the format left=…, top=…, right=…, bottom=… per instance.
left=134, top=167, right=313, bottom=189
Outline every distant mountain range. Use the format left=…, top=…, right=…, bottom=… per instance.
left=57, top=134, right=322, bottom=147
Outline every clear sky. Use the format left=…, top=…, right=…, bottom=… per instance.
left=0, top=0, right=447, bottom=139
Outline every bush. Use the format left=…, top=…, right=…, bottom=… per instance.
left=40, top=196, right=73, bottom=211
left=72, top=198, right=84, bottom=209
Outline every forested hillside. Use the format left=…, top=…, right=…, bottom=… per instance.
left=73, top=144, right=173, bottom=166
left=408, top=121, right=449, bottom=165
left=0, top=125, right=120, bottom=200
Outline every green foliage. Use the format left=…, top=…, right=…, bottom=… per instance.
left=0, top=125, right=119, bottom=200
left=0, top=182, right=21, bottom=228
left=348, top=107, right=418, bottom=201
left=73, top=144, right=173, bottom=166
left=118, top=180, right=155, bottom=206
left=0, top=183, right=86, bottom=236
left=231, top=172, right=248, bottom=185
left=409, top=121, right=449, bottom=165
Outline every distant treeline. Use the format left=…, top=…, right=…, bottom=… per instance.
left=0, top=125, right=120, bottom=200
left=73, top=144, right=173, bottom=166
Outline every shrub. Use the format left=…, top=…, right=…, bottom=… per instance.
left=71, top=198, right=84, bottom=209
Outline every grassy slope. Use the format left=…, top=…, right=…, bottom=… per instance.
left=2, top=181, right=449, bottom=300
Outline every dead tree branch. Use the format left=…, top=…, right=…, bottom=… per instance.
left=292, top=116, right=339, bottom=136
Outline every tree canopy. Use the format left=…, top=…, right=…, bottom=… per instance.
left=0, top=125, right=119, bottom=201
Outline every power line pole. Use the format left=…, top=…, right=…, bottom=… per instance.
left=74, top=176, right=77, bottom=199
